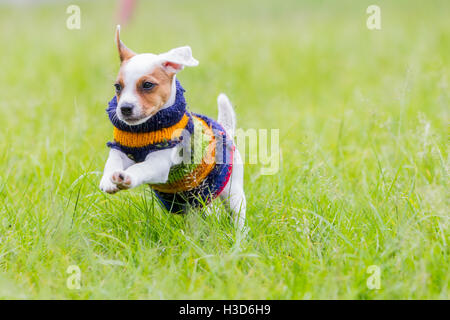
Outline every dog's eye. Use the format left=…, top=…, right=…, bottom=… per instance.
left=142, top=82, right=155, bottom=90
left=114, top=83, right=122, bottom=93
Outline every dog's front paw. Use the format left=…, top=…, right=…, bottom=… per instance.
left=99, top=175, right=120, bottom=194
left=111, top=171, right=135, bottom=190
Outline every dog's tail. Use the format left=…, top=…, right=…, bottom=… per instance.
left=217, top=93, right=236, bottom=138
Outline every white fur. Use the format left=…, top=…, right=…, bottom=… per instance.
left=99, top=148, right=135, bottom=193
left=100, top=146, right=182, bottom=192
left=101, top=40, right=246, bottom=230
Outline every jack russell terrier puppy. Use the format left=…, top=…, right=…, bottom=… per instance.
left=99, top=26, right=246, bottom=229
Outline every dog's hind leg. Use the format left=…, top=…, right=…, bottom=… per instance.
left=217, top=93, right=246, bottom=230
left=219, top=147, right=246, bottom=231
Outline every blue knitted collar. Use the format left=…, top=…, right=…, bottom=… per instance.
left=106, top=79, right=187, bottom=133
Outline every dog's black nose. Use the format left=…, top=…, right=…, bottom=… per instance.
left=120, top=103, right=134, bottom=116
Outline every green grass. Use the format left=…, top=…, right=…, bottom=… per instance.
left=0, top=0, right=448, bottom=299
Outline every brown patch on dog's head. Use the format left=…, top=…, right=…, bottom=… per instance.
left=135, top=66, right=175, bottom=118
left=133, top=51, right=198, bottom=118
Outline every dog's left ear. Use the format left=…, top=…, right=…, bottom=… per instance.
left=115, top=25, right=136, bottom=63
left=159, top=46, right=199, bottom=74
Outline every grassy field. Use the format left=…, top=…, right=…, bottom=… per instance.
left=0, top=0, right=448, bottom=299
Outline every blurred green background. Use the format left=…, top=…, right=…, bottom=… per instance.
left=0, top=0, right=448, bottom=299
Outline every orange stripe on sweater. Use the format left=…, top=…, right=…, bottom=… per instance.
left=113, top=114, right=189, bottom=148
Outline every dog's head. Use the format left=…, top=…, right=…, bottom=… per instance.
left=113, top=25, right=198, bottom=125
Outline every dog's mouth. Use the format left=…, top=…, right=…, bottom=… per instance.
left=120, top=114, right=153, bottom=126
left=116, top=104, right=158, bottom=126
left=122, top=116, right=140, bottom=124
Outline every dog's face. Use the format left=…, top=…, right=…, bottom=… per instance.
left=114, top=26, right=198, bottom=125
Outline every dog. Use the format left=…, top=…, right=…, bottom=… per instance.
left=99, top=26, right=246, bottom=229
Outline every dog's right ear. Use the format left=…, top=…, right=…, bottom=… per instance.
left=159, top=46, right=199, bottom=74
left=115, top=25, right=135, bottom=63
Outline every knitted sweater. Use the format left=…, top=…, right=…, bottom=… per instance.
left=106, top=80, right=233, bottom=213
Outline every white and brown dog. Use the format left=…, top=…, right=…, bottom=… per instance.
left=99, top=26, right=246, bottom=229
